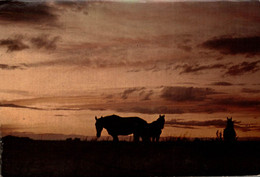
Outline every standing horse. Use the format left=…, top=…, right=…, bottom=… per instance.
left=223, top=117, right=236, bottom=142
left=95, top=114, right=148, bottom=142
left=144, top=115, right=165, bottom=142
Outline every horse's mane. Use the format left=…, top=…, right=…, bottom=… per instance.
left=149, top=115, right=165, bottom=129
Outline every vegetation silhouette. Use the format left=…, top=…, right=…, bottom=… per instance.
left=224, top=117, right=237, bottom=143
left=216, top=130, right=223, bottom=141
left=2, top=135, right=260, bottom=176
left=95, top=114, right=148, bottom=142
left=144, top=114, right=165, bottom=142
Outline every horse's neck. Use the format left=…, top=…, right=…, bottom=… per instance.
left=226, top=124, right=234, bottom=129
left=150, top=121, right=156, bottom=125
left=101, top=118, right=109, bottom=128
left=149, top=121, right=163, bottom=129
left=149, top=121, right=157, bottom=127
left=225, top=126, right=234, bottom=131
left=102, top=117, right=119, bottom=128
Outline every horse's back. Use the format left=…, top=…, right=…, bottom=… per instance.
left=102, top=115, right=147, bottom=135
left=126, top=117, right=147, bottom=125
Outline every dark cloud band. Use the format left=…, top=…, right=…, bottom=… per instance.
left=0, top=37, right=29, bottom=52
left=0, top=34, right=60, bottom=53
left=202, top=36, right=260, bottom=55
left=0, top=64, right=23, bottom=70
left=225, top=60, right=260, bottom=76
left=175, top=63, right=227, bottom=74
left=160, top=86, right=218, bottom=102
left=0, top=1, right=58, bottom=26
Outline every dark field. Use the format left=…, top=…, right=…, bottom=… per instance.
left=2, top=136, right=260, bottom=177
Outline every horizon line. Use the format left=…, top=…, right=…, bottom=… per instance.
left=2, top=134, right=260, bottom=141
left=4, top=0, right=259, bottom=3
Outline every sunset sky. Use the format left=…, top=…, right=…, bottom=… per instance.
left=0, top=0, right=260, bottom=140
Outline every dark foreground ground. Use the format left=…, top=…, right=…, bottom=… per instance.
left=2, top=136, right=260, bottom=177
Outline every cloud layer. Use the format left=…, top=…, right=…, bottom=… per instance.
left=0, top=1, right=57, bottom=26
left=160, top=86, right=218, bottom=102
left=0, top=64, right=23, bottom=70
left=211, top=82, right=233, bottom=86
left=175, top=61, right=260, bottom=77
left=225, top=60, right=260, bottom=76
left=0, top=36, right=29, bottom=52
left=0, top=34, right=60, bottom=53
left=202, top=36, right=260, bottom=55
left=0, top=1, right=260, bottom=138
left=1, top=86, right=259, bottom=115
left=175, top=63, right=226, bottom=74
left=30, top=35, right=61, bottom=50
left=166, top=118, right=260, bottom=132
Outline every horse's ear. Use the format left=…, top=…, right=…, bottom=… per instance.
left=95, top=116, right=97, bottom=121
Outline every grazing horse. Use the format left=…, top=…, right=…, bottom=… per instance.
left=95, top=114, right=148, bottom=142
left=144, top=115, right=165, bottom=142
left=223, top=117, right=236, bottom=142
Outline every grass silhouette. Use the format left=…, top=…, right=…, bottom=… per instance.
left=2, top=136, right=260, bottom=176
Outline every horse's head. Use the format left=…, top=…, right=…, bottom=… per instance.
left=158, top=114, right=165, bottom=129
left=226, top=117, right=234, bottom=128
left=95, top=116, right=104, bottom=138
left=159, top=114, right=165, bottom=118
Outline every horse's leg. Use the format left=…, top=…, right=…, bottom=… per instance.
left=156, top=131, right=162, bottom=142
left=142, top=135, right=149, bottom=142
left=134, top=133, right=140, bottom=142
left=141, top=136, right=145, bottom=142
left=112, top=135, right=119, bottom=142
left=156, top=135, right=160, bottom=142
left=141, top=130, right=148, bottom=142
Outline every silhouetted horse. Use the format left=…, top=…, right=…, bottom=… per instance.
left=95, top=114, right=148, bottom=142
left=144, top=115, right=165, bottom=142
left=224, top=117, right=236, bottom=142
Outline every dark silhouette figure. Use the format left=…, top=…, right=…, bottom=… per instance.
left=95, top=114, right=148, bottom=142
left=223, top=117, right=236, bottom=142
left=216, top=130, right=223, bottom=141
left=144, top=115, right=165, bottom=142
